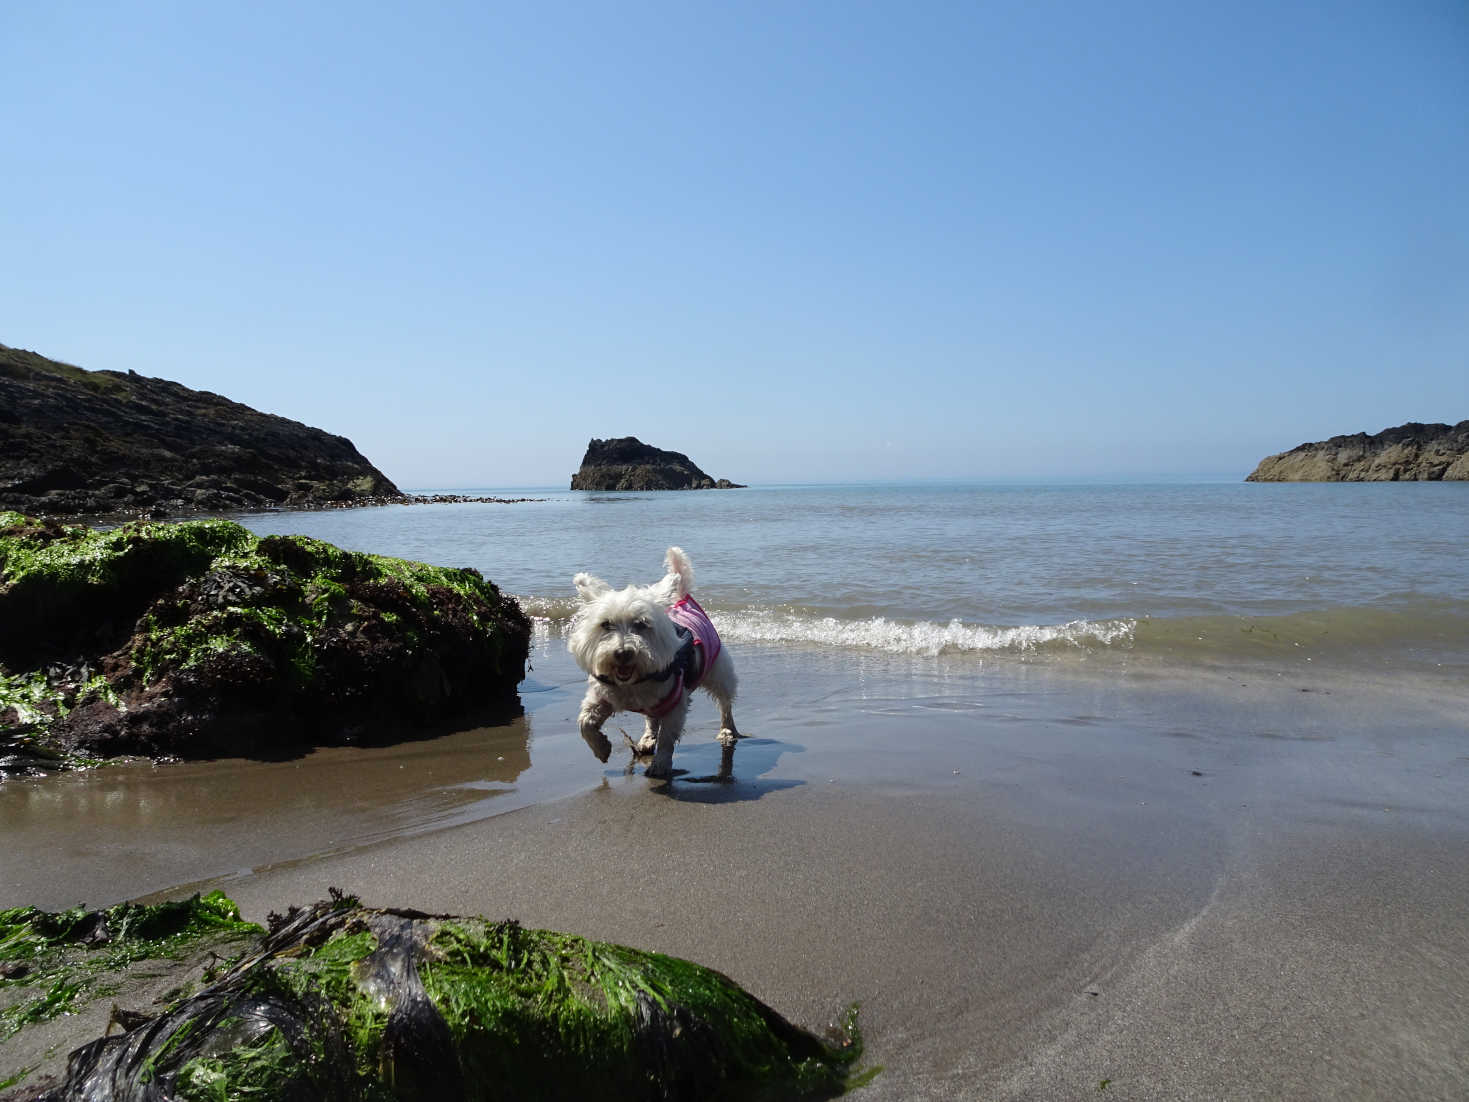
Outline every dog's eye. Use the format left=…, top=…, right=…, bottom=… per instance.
left=633, top=619, right=651, bottom=633
left=600, top=620, right=615, bottom=632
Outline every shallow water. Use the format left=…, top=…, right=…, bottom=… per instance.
left=6, top=623, right=1466, bottom=911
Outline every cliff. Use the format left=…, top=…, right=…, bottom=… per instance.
left=1246, top=421, right=1469, bottom=482
left=570, top=436, right=745, bottom=491
left=0, top=342, right=403, bottom=516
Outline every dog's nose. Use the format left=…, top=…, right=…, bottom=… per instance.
left=613, top=646, right=635, bottom=663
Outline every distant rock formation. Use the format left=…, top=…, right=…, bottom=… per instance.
left=1246, top=421, right=1469, bottom=482
left=0, top=342, right=404, bottom=516
left=570, top=437, right=745, bottom=491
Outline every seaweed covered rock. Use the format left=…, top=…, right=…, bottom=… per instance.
left=570, top=438, right=745, bottom=491
left=0, top=894, right=866, bottom=1101
left=0, top=513, right=531, bottom=772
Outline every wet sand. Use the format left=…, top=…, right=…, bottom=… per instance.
left=5, top=642, right=1468, bottom=1099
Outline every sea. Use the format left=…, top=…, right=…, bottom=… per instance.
left=236, top=480, right=1469, bottom=682
left=6, top=480, right=1468, bottom=912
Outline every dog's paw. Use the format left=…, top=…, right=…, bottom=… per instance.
left=645, top=757, right=675, bottom=779
left=582, top=728, right=612, bottom=763
left=717, top=727, right=743, bottom=748
left=622, top=731, right=656, bottom=759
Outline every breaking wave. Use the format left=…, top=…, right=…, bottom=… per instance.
left=519, top=596, right=1134, bottom=658
left=518, top=594, right=1469, bottom=669
left=713, top=609, right=1137, bottom=656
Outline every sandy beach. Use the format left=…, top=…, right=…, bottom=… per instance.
left=5, top=640, right=1468, bottom=1100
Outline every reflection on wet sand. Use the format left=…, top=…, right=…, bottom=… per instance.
left=624, top=736, right=737, bottom=783
left=1, top=717, right=544, bottom=910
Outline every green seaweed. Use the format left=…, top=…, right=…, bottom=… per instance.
left=264, top=922, right=391, bottom=1088
left=7, top=897, right=870, bottom=1100
left=0, top=892, right=261, bottom=1044
left=0, top=518, right=254, bottom=637
left=420, top=918, right=864, bottom=1100
left=173, top=1026, right=303, bottom=1102
left=0, top=1063, right=38, bottom=1091
left=0, top=667, right=52, bottom=727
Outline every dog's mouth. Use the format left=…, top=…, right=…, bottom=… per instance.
left=612, top=662, right=637, bottom=683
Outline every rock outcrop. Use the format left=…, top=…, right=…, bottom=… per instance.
left=0, top=342, right=404, bottom=517
left=1246, top=421, right=1469, bottom=482
left=0, top=892, right=865, bottom=1101
left=0, top=514, right=531, bottom=773
left=570, top=437, right=745, bottom=491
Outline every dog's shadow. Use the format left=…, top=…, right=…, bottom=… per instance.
left=628, top=737, right=804, bottom=803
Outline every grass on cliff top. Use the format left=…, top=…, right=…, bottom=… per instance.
left=0, top=344, right=120, bottom=390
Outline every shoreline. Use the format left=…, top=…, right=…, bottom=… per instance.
left=6, top=491, right=545, bottom=528
left=4, top=643, right=1467, bottom=1098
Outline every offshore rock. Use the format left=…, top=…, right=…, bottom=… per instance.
left=571, top=437, right=745, bottom=491
left=1246, top=420, right=1469, bottom=481
left=0, top=342, right=403, bottom=517
left=0, top=514, right=531, bottom=772
left=0, top=892, right=866, bottom=1101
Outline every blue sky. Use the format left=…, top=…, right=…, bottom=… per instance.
left=4, top=1, right=1466, bottom=487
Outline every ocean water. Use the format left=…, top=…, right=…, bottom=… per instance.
left=237, top=481, right=1469, bottom=680
left=9, top=480, right=1467, bottom=912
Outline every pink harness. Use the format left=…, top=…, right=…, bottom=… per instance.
left=641, top=595, right=721, bottom=718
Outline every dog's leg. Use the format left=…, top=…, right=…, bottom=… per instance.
left=577, top=692, right=614, bottom=763
left=645, top=702, right=688, bottom=779
left=715, top=698, right=741, bottom=748
left=702, top=650, right=742, bottom=747
left=635, top=715, right=658, bottom=755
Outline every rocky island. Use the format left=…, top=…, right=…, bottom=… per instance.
left=570, top=437, right=745, bottom=491
left=1247, top=420, right=1469, bottom=481
left=0, top=343, right=404, bottom=517
left=0, top=513, right=531, bottom=774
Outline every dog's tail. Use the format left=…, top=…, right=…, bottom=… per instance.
left=662, top=546, right=694, bottom=601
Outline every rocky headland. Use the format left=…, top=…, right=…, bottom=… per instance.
left=0, top=513, right=531, bottom=774
left=0, top=342, right=405, bottom=517
left=570, top=436, right=745, bottom=491
left=1247, top=420, right=1469, bottom=482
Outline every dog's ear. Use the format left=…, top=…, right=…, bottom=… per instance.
left=573, top=572, right=612, bottom=601
left=649, top=573, right=682, bottom=605
left=651, top=547, right=692, bottom=605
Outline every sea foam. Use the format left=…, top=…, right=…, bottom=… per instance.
left=520, top=596, right=1136, bottom=658
left=715, top=609, right=1137, bottom=656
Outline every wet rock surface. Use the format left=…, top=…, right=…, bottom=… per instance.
left=0, top=893, right=864, bottom=1101
left=1247, top=420, right=1469, bottom=481
left=0, top=513, right=531, bottom=772
left=0, top=343, right=403, bottom=517
left=570, top=437, right=745, bottom=491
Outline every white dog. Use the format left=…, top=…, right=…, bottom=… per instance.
left=568, top=547, right=740, bottom=778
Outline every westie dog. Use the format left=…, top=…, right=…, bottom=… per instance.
left=568, top=547, right=740, bottom=778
